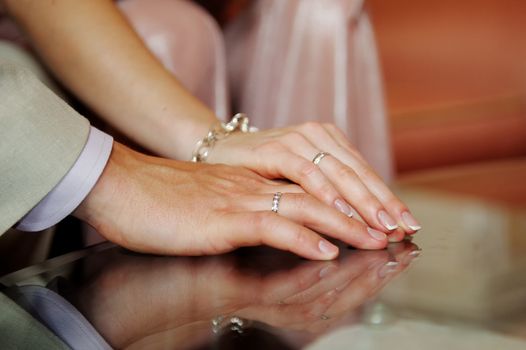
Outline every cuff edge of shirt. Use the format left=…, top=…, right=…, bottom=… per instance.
left=16, top=127, right=113, bottom=232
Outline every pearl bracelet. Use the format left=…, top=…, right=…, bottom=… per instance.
left=191, top=113, right=256, bottom=162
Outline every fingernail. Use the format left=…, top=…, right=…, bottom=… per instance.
left=403, top=250, right=421, bottom=265
left=378, top=210, right=398, bottom=231
left=409, top=249, right=421, bottom=257
left=319, top=264, right=337, bottom=278
left=324, top=289, right=338, bottom=298
left=367, top=227, right=387, bottom=241
left=318, top=240, right=338, bottom=258
left=388, top=233, right=403, bottom=243
left=404, top=249, right=422, bottom=263
left=334, top=199, right=353, bottom=217
left=402, top=211, right=422, bottom=231
left=378, top=261, right=399, bottom=278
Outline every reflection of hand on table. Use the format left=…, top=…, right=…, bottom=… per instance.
left=68, top=242, right=419, bottom=349
left=233, top=242, right=419, bottom=336
left=70, top=251, right=338, bottom=348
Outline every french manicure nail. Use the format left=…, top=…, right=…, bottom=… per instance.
left=378, top=261, right=399, bottom=278
left=405, top=249, right=422, bottom=262
left=319, top=265, right=337, bottom=278
left=378, top=210, right=398, bottom=230
left=409, top=249, right=421, bottom=257
left=318, top=240, right=338, bottom=258
left=403, top=250, right=422, bottom=265
left=367, top=227, right=387, bottom=241
left=402, top=211, right=422, bottom=231
left=334, top=199, right=353, bottom=217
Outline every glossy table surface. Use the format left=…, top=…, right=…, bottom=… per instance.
left=2, top=159, right=526, bottom=349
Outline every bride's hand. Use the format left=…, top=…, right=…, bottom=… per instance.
left=207, top=122, right=421, bottom=242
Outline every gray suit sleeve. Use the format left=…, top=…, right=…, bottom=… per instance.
left=0, top=63, right=90, bottom=235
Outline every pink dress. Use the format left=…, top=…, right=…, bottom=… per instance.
left=225, top=0, right=392, bottom=180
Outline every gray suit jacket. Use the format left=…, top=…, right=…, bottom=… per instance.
left=0, top=62, right=90, bottom=235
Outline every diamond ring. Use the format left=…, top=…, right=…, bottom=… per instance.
left=271, top=192, right=282, bottom=213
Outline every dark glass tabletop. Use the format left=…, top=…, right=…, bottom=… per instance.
left=2, top=159, right=526, bottom=349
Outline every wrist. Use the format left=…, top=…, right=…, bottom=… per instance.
left=154, top=111, right=217, bottom=161
left=73, top=142, right=131, bottom=239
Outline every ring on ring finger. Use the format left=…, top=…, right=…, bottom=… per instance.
left=312, top=152, right=331, bottom=165
left=272, top=192, right=283, bottom=213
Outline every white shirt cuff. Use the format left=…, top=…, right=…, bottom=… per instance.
left=16, top=127, right=113, bottom=232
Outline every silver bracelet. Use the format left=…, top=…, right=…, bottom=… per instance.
left=191, top=113, right=256, bottom=162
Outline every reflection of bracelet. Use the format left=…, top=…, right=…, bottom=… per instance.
left=212, top=315, right=253, bottom=334
left=191, top=113, right=256, bottom=162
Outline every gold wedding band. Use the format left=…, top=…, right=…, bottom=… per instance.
left=271, top=192, right=282, bottom=213
left=312, top=152, right=330, bottom=165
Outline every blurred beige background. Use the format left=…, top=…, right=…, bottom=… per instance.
left=369, top=0, right=526, bottom=173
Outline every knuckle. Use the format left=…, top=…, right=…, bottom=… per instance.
left=337, top=165, right=358, bottom=180
left=298, top=161, right=319, bottom=180
left=350, top=188, right=381, bottom=208
left=255, top=140, right=286, bottom=154
left=384, top=197, right=408, bottom=213
left=363, top=196, right=383, bottom=212
left=345, top=142, right=358, bottom=153
left=316, top=183, right=338, bottom=204
left=291, top=227, right=307, bottom=247
left=300, top=121, right=324, bottom=134
left=287, top=184, right=305, bottom=193
left=249, top=212, right=272, bottom=232
left=360, top=166, right=378, bottom=179
left=219, top=179, right=238, bottom=193
left=282, top=131, right=306, bottom=144
left=291, top=194, right=311, bottom=211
